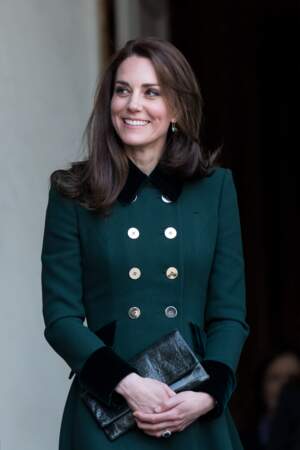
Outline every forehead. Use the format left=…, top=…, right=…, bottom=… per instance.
left=115, top=56, right=159, bottom=84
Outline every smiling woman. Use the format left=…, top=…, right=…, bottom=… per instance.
left=110, top=56, right=176, bottom=166
left=41, top=37, right=249, bottom=450
left=47, top=37, right=211, bottom=214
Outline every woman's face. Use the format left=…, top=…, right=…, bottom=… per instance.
left=263, top=352, right=300, bottom=414
left=111, top=56, right=175, bottom=155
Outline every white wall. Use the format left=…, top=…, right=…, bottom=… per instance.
left=0, top=1, right=100, bottom=449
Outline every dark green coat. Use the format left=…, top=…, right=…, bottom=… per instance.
left=41, top=161, right=249, bottom=450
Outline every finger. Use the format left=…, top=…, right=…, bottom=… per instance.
left=166, top=385, right=176, bottom=397
left=154, top=395, right=182, bottom=412
left=135, top=418, right=181, bottom=432
left=140, top=425, right=179, bottom=439
left=133, top=409, right=179, bottom=423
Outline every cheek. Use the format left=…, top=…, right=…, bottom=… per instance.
left=150, top=104, right=171, bottom=124
left=111, top=97, right=125, bottom=118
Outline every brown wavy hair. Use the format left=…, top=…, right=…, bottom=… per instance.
left=51, top=37, right=220, bottom=217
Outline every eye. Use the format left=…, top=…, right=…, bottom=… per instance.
left=114, top=86, right=130, bottom=96
left=145, top=88, right=160, bottom=97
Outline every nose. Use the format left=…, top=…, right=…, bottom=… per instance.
left=127, top=92, right=143, bottom=112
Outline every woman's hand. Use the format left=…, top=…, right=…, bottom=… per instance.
left=115, top=373, right=176, bottom=413
left=133, top=391, right=216, bottom=438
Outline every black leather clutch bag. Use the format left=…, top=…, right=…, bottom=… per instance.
left=80, top=329, right=209, bottom=441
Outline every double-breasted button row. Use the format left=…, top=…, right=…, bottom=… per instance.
left=127, top=227, right=177, bottom=240
left=128, top=266, right=178, bottom=280
left=128, top=305, right=178, bottom=319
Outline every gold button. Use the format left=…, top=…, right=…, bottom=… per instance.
left=128, top=227, right=140, bottom=239
left=164, top=227, right=177, bottom=239
left=129, top=267, right=141, bottom=279
left=161, top=194, right=172, bottom=203
left=128, top=306, right=141, bottom=319
left=165, top=306, right=178, bottom=318
left=166, top=267, right=178, bottom=279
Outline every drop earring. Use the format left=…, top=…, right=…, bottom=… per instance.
left=171, top=121, right=177, bottom=133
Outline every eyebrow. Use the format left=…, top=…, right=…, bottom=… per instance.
left=115, top=80, right=160, bottom=87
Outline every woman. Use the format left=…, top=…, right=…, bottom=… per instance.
left=241, top=349, right=300, bottom=450
left=267, top=375, right=300, bottom=450
left=41, top=37, right=249, bottom=450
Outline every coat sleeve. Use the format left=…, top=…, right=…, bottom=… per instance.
left=199, top=169, right=250, bottom=418
left=41, top=184, right=137, bottom=407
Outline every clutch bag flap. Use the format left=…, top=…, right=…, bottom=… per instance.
left=81, top=329, right=209, bottom=440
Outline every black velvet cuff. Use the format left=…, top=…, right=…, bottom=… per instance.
left=78, top=346, right=138, bottom=407
left=198, top=360, right=235, bottom=420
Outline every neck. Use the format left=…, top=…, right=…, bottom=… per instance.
left=125, top=145, right=165, bottom=176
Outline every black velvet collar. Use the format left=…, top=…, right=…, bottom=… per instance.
left=118, top=158, right=184, bottom=203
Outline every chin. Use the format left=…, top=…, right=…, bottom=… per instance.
left=119, top=136, right=151, bottom=147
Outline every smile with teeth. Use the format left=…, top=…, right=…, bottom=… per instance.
left=123, top=118, right=150, bottom=126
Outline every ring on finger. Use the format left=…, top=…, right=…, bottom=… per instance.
left=161, top=429, right=172, bottom=438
